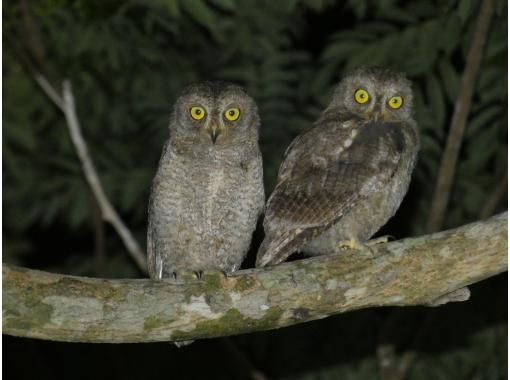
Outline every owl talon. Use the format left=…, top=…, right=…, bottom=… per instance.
left=336, top=238, right=375, bottom=258
left=168, top=271, right=203, bottom=282
left=194, top=271, right=203, bottom=280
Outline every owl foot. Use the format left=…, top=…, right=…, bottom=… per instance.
left=168, top=271, right=203, bottom=282
left=336, top=238, right=375, bottom=258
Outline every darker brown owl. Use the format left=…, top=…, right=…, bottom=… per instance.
left=256, top=67, right=419, bottom=267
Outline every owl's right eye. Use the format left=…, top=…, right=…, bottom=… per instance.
left=190, top=106, right=206, bottom=120
left=354, top=89, right=370, bottom=104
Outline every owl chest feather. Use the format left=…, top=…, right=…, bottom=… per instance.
left=164, top=147, right=244, bottom=229
left=149, top=142, right=263, bottom=273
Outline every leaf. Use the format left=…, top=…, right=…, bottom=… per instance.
left=347, top=0, right=368, bottom=19
left=465, top=106, right=502, bottom=139
left=378, top=6, right=417, bottom=24
left=426, top=73, right=446, bottom=133
left=406, top=0, right=437, bottom=18
left=457, top=0, right=477, bottom=24
left=321, top=41, right=361, bottom=62
left=210, top=0, right=236, bottom=12
left=439, top=14, right=461, bottom=55
left=4, top=122, right=37, bottom=152
left=438, top=59, right=460, bottom=103
left=159, top=0, right=181, bottom=17
left=179, top=0, right=220, bottom=39
left=302, top=0, right=326, bottom=12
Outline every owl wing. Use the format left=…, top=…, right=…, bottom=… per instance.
left=256, top=120, right=406, bottom=267
left=146, top=141, right=173, bottom=279
left=147, top=188, right=162, bottom=279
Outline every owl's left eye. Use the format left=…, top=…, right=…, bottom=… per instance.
left=354, top=89, right=370, bottom=104
left=190, top=106, right=206, bottom=120
left=388, top=96, right=404, bottom=109
left=224, top=108, right=240, bottom=121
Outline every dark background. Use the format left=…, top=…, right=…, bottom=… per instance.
left=3, top=0, right=507, bottom=379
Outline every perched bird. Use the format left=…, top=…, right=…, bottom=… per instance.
left=148, top=81, right=265, bottom=279
left=256, top=67, right=419, bottom=267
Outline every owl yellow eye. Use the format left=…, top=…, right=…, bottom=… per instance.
left=190, top=106, right=206, bottom=120
left=224, top=108, right=240, bottom=121
left=388, top=96, right=403, bottom=109
left=354, top=89, right=370, bottom=104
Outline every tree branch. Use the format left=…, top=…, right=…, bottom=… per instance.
left=5, top=40, right=147, bottom=272
left=3, top=213, right=506, bottom=343
left=60, top=81, right=147, bottom=272
left=427, top=0, right=495, bottom=232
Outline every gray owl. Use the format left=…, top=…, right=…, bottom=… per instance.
left=148, top=81, right=265, bottom=279
left=256, top=67, right=419, bottom=267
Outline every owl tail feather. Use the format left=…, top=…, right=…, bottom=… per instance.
left=255, top=229, right=308, bottom=267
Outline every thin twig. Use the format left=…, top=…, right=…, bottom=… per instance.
left=19, top=0, right=46, bottom=69
left=427, top=0, right=496, bottom=232
left=33, top=73, right=64, bottom=109
left=61, top=80, right=147, bottom=272
left=480, top=173, right=507, bottom=219
left=6, top=35, right=147, bottom=273
left=4, top=34, right=62, bottom=108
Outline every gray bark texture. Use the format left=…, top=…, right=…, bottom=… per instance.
left=3, top=213, right=507, bottom=344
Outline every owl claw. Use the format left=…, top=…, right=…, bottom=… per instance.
left=336, top=238, right=375, bottom=258
left=168, top=271, right=203, bottom=282
left=194, top=270, right=203, bottom=280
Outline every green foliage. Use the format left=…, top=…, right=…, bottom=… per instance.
left=4, top=0, right=507, bottom=267
left=278, top=324, right=507, bottom=380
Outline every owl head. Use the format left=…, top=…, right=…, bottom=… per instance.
left=329, top=67, right=414, bottom=122
left=171, top=81, right=259, bottom=147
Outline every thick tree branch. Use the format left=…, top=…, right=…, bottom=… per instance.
left=428, top=0, right=495, bottom=232
left=3, top=213, right=506, bottom=343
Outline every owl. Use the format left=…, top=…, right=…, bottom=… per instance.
left=147, top=81, right=265, bottom=279
left=256, top=67, right=419, bottom=267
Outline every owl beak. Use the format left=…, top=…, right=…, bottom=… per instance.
left=372, top=104, right=381, bottom=121
left=207, top=121, right=222, bottom=144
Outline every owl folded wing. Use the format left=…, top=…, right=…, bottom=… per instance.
left=256, top=122, right=405, bottom=267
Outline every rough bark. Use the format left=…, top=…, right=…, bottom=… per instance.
left=3, top=213, right=507, bottom=344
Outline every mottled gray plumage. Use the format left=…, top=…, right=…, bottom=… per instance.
left=256, top=67, right=419, bottom=267
left=148, top=82, right=264, bottom=279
